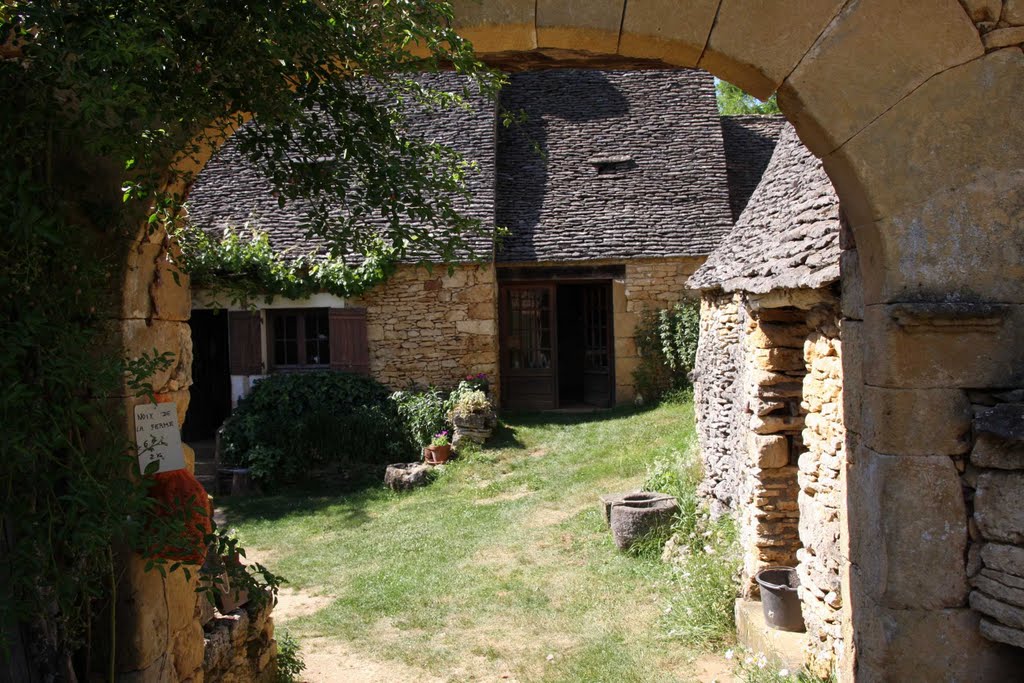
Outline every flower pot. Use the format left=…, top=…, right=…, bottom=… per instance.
left=423, top=444, right=451, bottom=465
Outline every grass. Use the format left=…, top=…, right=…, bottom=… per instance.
left=224, top=399, right=735, bottom=682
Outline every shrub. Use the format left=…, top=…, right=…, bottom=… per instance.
left=221, top=371, right=413, bottom=488
left=633, top=300, right=700, bottom=403
left=391, top=386, right=451, bottom=446
left=275, top=630, right=306, bottom=683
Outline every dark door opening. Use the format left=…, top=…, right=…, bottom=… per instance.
left=557, top=283, right=613, bottom=409
left=501, top=281, right=613, bottom=410
left=183, top=309, right=233, bottom=442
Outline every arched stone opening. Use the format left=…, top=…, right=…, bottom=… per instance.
left=119, top=2, right=1024, bottom=680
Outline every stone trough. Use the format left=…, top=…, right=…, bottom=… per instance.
left=609, top=491, right=679, bottom=551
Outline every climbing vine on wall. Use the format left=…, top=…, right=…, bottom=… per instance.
left=0, top=1, right=498, bottom=678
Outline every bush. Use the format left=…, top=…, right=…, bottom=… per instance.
left=275, top=630, right=306, bottom=683
left=221, top=371, right=414, bottom=488
left=633, top=300, right=700, bottom=403
left=391, top=386, right=451, bottom=446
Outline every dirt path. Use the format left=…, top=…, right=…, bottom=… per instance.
left=297, top=637, right=446, bottom=683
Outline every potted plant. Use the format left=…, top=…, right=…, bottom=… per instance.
left=423, top=430, right=452, bottom=465
left=450, top=388, right=496, bottom=449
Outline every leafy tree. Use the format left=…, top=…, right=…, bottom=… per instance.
left=0, top=1, right=497, bottom=677
left=715, top=79, right=781, bottom=115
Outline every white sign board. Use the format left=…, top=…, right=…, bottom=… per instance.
left=134, top=403, right=186, bottom=475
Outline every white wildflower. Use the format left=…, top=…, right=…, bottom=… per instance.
left=779, top=669, right=790, bottom=677
left=724, top=649, right=734, bottom=660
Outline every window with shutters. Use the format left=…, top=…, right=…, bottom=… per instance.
left=267, top=309, right=331, bottom=369
left=258, top=307, right=369, bottom=375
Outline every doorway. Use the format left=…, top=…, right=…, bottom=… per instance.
left=500, top=281, right=614, bottom=410
left=183, top=309, right=233, bottom=442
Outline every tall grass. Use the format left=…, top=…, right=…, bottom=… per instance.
left=643, top=446, right=741, bottom=649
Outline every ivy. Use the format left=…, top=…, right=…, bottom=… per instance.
left=174, top=226, right=399, bottom=307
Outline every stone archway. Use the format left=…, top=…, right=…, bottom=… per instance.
left=121, top=2, right=1024, bottom=680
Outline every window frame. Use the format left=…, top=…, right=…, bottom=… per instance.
left=266, top=308, right=332, bottom=371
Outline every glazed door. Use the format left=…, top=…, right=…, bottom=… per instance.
left=582, top=284, right=613, bottom=407
left=501, top=285, right=557, bottom=410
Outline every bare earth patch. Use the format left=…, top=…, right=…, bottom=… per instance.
left=273, top=587, right=335, bottom=622
left=298, top=637, right=446, bottom=683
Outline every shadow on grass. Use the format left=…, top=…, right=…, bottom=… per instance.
left=220, top=478, right=385, bottom=526
left=487, top=402, right=661, bottom=450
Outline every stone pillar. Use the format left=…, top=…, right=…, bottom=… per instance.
left=116, top=227, right=204, bottom=682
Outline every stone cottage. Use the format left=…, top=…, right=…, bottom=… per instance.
left=689, top=124, right=844, bottom=673
left=184, top=68, right=781, bottom=439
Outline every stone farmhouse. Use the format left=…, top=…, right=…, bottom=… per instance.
left=183, top=68, right=784, bottom=441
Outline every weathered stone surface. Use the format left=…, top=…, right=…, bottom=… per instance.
left=119, top=319, right=193, bottom=395
left=981, top=542, right=1024, bottom=577
left=451, top=0, right=537, bottom=53
left=847, top=448, right=968, bottom=609
left=854, top=607, right=1024, bottom=682
left=1006, top=0, right=1024, bottom=24
left=856, top=169, right=1024, bottom=306
left=699, top=0, right=847, bottom=100
left=536, top=0, right=623, bottom=53
left=983, top=25, right=1024, bottom=48
left=982, top=568, right=1024, bottom=591
left=119, top=653, right=176, bottom=683
left=609, top=493, right=678, bottom=550
left=752, top=434, right=790, bottom=469
left=973, top=572, right=1024, bottom=608
left=116, top=552, right=170, bottom=672
left=972, top=434, right=1024, bottom=470
left=619, top=0, right=718, bottom=66
left=975, top=470, right=1024, bottom=543
left=781, top=0, right=982, bottom=156
left=980, top=617, right=1024, bottom=649
left=971, top=590, right=1024, bottom=628
left=384, top=463, right=432, bottom=492
left=839, top=248, right=863, bottom=321
left=824, top=47, right=1024, bottom=236
left=959, top=0, right=1003, bottom=21
left=122, top=240, right=192, bottom=322
left=860, top=386, right=971, bottom=456
left=862, top=303, right=1024, bottom=389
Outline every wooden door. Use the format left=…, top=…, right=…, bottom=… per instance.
left=501, top=285, right=557, bottom=410
left=582, top=284, right=613, bottom=407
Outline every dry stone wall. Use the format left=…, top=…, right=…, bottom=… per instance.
left=694, top=292, right=743, bottom=516
left=350, top=263, right=499, bottom=392
left=798, top=305, right=846, bottom=675
left=694, top=287, right=846, bottom=671
left=959, top=0, right=1024, bottom=50
left=964, top=393, right=1024, bottom=650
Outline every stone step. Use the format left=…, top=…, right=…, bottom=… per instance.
left=194, top=461, right=218, bottom=476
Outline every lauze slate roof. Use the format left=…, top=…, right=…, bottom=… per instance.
left=495, top=69, right=734, bottom=263
left=185, top=72, right=496, bottom=262
left=720, top=115, right=786, bottom=222
left=688, top=125, right=841, bottom=294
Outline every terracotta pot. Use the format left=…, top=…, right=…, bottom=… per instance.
left=423, top=444, right=451, bottom=465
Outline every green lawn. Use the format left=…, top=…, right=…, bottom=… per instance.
left=224, top=400, right=722, bottom=682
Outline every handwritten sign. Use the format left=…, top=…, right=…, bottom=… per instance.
left=134, top=403, right=186, bottom=475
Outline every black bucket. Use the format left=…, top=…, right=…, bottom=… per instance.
left=754, top=567, right=806, bottom=633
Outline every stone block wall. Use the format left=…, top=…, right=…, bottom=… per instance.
left=350, top=263, right=499, bottom=393
left=614, top=256, right=705, bottom=403
left=798, top=305, right=845, bottom=674
left=964, top=394, right=1024, bottom=650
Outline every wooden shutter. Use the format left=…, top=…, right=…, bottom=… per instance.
left=228, top=311, right=263, bottom=375
left=329, top=308, right=370, bottom=375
